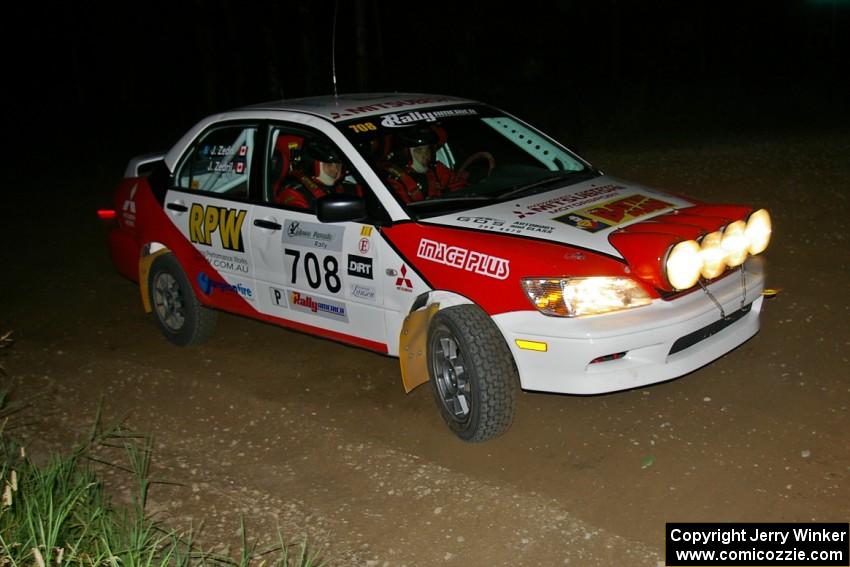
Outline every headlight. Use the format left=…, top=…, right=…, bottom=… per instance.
left=665, top=240, right=702, bottom=291
left=745, top=208, right=772, bottom=255
left=721, top=220, right=749, bottom=267
left=699, top=231, right=726, bottom=279
left=521, top=277, right=651, bottom=317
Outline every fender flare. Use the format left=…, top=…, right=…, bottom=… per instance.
left=398, top=291, right=476, bottom=393
left=138, top=244, right=171, bottom=313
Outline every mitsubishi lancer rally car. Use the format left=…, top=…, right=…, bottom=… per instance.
left=102, top=93, right=772, bottom=442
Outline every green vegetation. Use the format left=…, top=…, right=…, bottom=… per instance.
left=0, top=332, right=328, bottom=567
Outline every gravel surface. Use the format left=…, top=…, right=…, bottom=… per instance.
left=2, top=133, right=848, bottom=565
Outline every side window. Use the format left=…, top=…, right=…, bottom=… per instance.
left=175, top=126, right=256, bottom=199
left=265, top=126, right=365, bottom=213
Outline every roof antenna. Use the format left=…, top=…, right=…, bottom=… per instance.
left=331, top=0, right=339, bottom=98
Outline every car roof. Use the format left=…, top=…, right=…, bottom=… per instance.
left=239, top=92, right=476, bottom=122
left=163, top=92, right=479, bottom=171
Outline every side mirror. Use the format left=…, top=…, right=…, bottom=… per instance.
left=316, top=194, right=367, bottom=223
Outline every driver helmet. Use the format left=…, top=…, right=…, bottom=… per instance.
left=304, top=141, right=343, bottom=184
left=397, top=126, right=439, bottom=148
left=397, top=126, right=438, bottom=171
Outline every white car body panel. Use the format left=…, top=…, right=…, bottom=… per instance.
left=493, top=257, right=764, bottom=394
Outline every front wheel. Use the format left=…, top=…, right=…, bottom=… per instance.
left=148, top=253, right=217, bottom=346
left=427, top=305, right=518, bottom=442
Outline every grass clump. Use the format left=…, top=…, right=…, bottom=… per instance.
left=0, top=332, right=328, bottom=566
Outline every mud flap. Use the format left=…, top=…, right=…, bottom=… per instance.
left=399, top=303, right=440, bottom=393
left=139, top=249, right=170, bottom=313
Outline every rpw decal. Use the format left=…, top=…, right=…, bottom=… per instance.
left=189, top=204, right=247, bottom=252
left=417, top=238, right=510, bottom=280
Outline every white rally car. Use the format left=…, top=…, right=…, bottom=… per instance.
left=102, top=93, right=772, bottom=442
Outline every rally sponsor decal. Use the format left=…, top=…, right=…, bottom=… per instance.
left=380, top=108, right=478, bottom=128
left=358, top=237, right=371, bottom=254
left=512, top=184, right=623, bottom=219
left=350, top=283, right=377, bottom=302
left=122, top=183, right=137, bottom=227
left=554, top=214, right=611, bottom=233
left=393, top=265, right=413, bottom=292
left=282, top=221, right=345, bottom=296
left=289, top=290, right=349, bottom=322
left=283, top=220, right=344, bottom=251
left=189, top=204, right=247, bottom=252
left=553, top=193, right=673, bottom=232
left=508, top=220, right=555, bottom=235
left=269, top=286, right=288, bottom=308
left=328, top=96, right=459, bottom=120
left=358, top=226, right=372, bottom=254
left=417, top=238, right=510, bottom=280
left=347, top=255, right=373, bottom=279
left=197, top=272, right=254, bottom=300
left=455, top=216, right=506, bottom=228
left=202, top=250, right=250, bottom=274
left=455, top=215, right=555, bottom=235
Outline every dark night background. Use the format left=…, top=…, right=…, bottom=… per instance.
left=7, top=0, right=850, bottom=163
left=2, top=4, right=849, bottom=558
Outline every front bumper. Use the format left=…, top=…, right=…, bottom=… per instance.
left=492, top=257, right=765, bottom=394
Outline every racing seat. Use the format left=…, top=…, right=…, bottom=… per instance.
left=269, top=134, right=304, bottom=204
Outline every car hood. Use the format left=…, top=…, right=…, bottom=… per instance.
left=423, top=175, right=697, bottom=259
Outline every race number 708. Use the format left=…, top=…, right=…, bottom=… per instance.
left=284, top=248, right=341, bottom=293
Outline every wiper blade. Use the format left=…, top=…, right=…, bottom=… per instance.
left=404, top=195, right=494, bottom=209
left=498, top=171, right=594, bottom=200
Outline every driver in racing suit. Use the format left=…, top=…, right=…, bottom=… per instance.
left=383, top=126, right=467, bottom=204
left=277, top=142, right=361, bottom=210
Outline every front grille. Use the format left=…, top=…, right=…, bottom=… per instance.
left=668, top=303, right=752, bottom=356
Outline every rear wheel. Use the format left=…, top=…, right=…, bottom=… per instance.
left=427, top=305, right=518, bottom=442
left=148, top=254, right=217, bottom=346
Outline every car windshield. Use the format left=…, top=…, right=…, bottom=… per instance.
left=340, top=104, right=596, bottom=217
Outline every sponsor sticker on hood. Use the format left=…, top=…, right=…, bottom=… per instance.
left=511, top=184, right=624, bottom=219
left=553, top=194, right=674, bottom=232
left=424, top=176, right=692, bottom=258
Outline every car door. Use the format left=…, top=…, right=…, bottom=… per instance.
left=165, top=123, right=259, bottom=314
left=249, top=123, right=389, bottom=352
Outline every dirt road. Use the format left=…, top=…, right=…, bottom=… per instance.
left=2, top=133, right=848, bottom=565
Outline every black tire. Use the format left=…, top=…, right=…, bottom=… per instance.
left=148, top=254, right=217, bottom=346
left=427, top=304, right=518, bottom=442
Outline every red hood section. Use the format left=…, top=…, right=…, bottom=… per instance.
left=382, top=222, right=650, bottom=316
left=608, top=204, right=753, bottom=292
